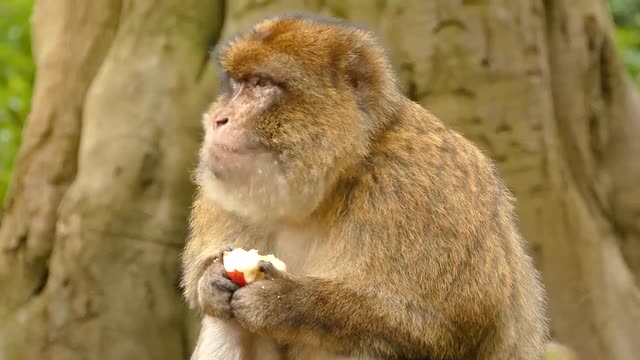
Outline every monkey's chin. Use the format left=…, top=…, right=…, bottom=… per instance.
left=195, top=155, right=286, bottom=220
left=204, top=146, right=267, bottom=181
left=206, top=158, right=252, bottom=182
left=196, top=158, right=326, bottom=223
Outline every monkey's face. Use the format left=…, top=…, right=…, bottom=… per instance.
left=195, top=17, right=387, bottom=222
left=196, top=66, right=367, bottom=223
left=199, top=75, right=282, bottom=182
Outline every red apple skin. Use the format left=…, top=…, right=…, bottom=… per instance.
left=222, top=251, right=248, bottom=286
left=226, top=270, right=247, bottom=287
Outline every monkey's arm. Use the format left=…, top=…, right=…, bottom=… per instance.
left=230, top=261, right=449, bottom=358
left=181, top=194, right=258, bottom=311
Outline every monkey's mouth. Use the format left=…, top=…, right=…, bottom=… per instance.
left=211, top=143, right=261, bottom=155
left=205, top=143, right=272, bottom=180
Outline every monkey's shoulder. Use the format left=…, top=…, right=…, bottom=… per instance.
left=368, top=111, right=499, bottom=193
left=347, top=108, right=512, bottom=230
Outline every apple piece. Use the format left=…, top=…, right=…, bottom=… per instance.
left=226, top=269, right=248, bottom=287
left=222, top=248, right=287, bottom=287
left=222, top=249, right=261, bottom=286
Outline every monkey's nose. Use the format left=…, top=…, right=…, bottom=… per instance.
left=215, top=117, right=229, bottom=128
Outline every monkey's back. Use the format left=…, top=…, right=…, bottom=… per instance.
left=346, top=100, right=548, bottom=359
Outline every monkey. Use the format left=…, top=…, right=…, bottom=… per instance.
left=181, top=14, right=548, bottom=360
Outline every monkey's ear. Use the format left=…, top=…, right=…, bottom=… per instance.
left=342, top=46, right=385, bottom=111
left=343, top=47, right=374, bottom=91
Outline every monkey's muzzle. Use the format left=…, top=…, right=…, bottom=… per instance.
left=206, top=143, right=271, bottom=181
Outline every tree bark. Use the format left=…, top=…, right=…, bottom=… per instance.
left=542, top=1, right=640, bottom=359
left=1, top=1, right=639, bottom=360
left=0, top=1, right=224, bottom=359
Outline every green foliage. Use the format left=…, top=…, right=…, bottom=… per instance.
left=0, top=0, right=34, bottom=204
left=612, top=0, right=640, bottom=83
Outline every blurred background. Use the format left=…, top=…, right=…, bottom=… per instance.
left=1, top=1, right=639, bottom=360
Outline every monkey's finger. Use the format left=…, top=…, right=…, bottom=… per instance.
left=210, top=274, right=241, bottom=292
left=258, top=260, right=287, bottom=280
left=215, top=246, right=234, bottom=262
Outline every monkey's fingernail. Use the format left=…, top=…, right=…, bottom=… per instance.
left=258, top=260, right=272, bottom=273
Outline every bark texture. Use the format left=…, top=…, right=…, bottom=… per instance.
left=1, top=1, right=639, bottom=360
left=0, top=0, right=224, bottom=359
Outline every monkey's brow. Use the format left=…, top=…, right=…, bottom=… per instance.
left=240, top=71, right=286, bottom=88
left=248, top=72, right=278, bottom=82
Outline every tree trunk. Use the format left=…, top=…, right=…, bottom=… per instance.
left=0, top=1, right=224, bottom=359
left=1, top=1, right=639, bottom=360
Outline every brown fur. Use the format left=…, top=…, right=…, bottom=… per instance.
left=181, top=14, right=548, bottom=360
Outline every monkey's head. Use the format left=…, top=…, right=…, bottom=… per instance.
left=196, top=15, right=400, bottom=223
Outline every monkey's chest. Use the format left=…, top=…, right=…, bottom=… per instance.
left=267, top=227, right=331, bottom=275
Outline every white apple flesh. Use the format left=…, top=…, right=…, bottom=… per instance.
left=222, top=248, right=287, bottom=287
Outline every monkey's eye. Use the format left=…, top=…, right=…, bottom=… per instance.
left=249, top=76, right=272, bottom=87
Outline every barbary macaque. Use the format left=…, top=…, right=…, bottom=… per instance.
left=181, top=14, right=548, bottom=360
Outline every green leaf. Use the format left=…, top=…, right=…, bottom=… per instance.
left=0, top=0, right=34, bottom=204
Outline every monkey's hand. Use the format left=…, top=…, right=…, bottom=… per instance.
left=230, top=261, right=423, bottom=357
left=192, top=247, right=240, bottom=319
left=230, top=260, right=301, bottom=334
